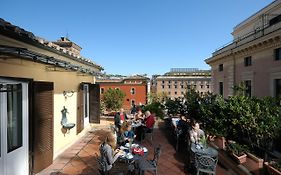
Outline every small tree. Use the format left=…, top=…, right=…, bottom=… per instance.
left=102, top=88, right=125, bottom=111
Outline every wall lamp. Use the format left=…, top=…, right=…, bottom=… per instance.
left=63, top=90, right=74, bottom=99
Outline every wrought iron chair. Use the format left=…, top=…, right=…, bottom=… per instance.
left=195, top=154, right=218, bottom=175
left=138, top=144, right=162, bottom=175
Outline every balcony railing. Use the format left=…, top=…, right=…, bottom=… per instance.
left=213, top=21, right=281, bottom=57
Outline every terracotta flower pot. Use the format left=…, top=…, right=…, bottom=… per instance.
left=213, top=136, right=226, bottom=150
left=231, top=153, right=247, bottom=164
left=244, top=153, right=264, bottom=175
left=264, top=162, right=281, bottom=175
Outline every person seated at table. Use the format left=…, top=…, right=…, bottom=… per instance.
left=189, top=120, right=205, bottom=145
left=101, top=132, right=124, bottom=172
left=114, top=108, right=128, bottom=131
left=143, top=111, right=155, bottom=132
left=134, top=109, right=144, bottom=121
left=120, top=121, right=136, bottom=146
left=135, top=111, right=155, bottom=141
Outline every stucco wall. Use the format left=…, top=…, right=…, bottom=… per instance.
left=0, top=36, right=96, bottom=159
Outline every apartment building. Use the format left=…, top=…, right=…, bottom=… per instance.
left=206, top=0, right=281, bottom=98
left=153, top=68, right=212, bottom=99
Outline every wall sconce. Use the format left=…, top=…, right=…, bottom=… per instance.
left=63, top=90, right=74, bottom=99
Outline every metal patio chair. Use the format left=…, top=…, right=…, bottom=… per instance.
left=195, top=154, right=218, bottom=175
left=138, top=144, right=162, bottom=175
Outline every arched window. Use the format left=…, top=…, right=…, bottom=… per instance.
left=131, top=87, right=135, bottom=95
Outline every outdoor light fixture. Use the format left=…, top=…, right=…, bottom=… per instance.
left=63, top=90, right=74, bottom=99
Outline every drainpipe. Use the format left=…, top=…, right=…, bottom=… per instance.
left=232, top=49, right=236, bottom=96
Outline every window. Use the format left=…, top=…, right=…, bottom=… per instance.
left=115, top=87, right=120, bottom=90
left=168, top=85, right=171, bottom=89
left=131, top=88, right=135, bottom=95
left=200, top=85, right=203, bottom=89
left=162, top=85, right=164, bottom=89
left=207, top=85, right=210, bottom=89
left=193, top=85, right=197, bottom=88
left=269, top=14, right=281, bottom=26
left=181, top=85, right=184, bottom=89
left=244, top=80, right=251, bottom=97
left=168, top=91, right=171, bottom=95
left=174, top=81, right=177, bottom=84
left=244, top=56, right=252, bottom=66
left=219, top=82, right=223, bottom=96
left=219, top=64, right=223, bottom=71
left=275, top=79, right=281, bottom=97
left=162, top=81, right=164, bottom=84
left=7, top=84, right=23, bottom=152
left=175, top=91, right=177, bottom=95
left=100, top=88, right=104, bottom=94
left=187, top=85, right=191, bottom=89
left=274, top=48, right=281, bottom=61
left=181, top=91, right=184, bottom=95
left=168, top=81, right=171, bottom=84
left=174, top=85, right=177, bottom=89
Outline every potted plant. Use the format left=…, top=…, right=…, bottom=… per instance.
left=226, top=142, right=248, bottom=164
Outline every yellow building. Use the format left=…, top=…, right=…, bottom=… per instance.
left=0, top=18, right=103, bottom=174
left=206, top=1, right=281, bottom=98
left=153, top=68, right=212, bottom=99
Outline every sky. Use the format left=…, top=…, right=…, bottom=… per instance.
left=1, top=0, right=274, bottom=77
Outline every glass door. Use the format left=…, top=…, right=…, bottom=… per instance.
left=83, top=84, right=89, bottom=127
left=0, top=80, right=28, bottom=175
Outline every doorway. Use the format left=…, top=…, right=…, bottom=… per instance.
left=0, top=79, right=28, bottom=175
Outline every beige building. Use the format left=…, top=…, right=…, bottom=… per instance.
left=153, top=68, right=212, bottom=99
left=0, top=18, right=102, bottom=174
left=206, top=0, right=281, bottom=98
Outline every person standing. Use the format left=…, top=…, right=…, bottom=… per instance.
left=114, top=108, right=127, bottom=130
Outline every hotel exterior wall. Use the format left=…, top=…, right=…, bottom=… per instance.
left=234, top=43, right=281, bottom=97
left=99, top=83, right=147, bottom=110
left=0, top=38, right=96, bottom=159
left=208, top=32, right=281, bottom=98
left=0, top=58, right=94, bottom=158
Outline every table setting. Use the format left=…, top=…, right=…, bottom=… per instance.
left=119, top=143, right=148, bottom=160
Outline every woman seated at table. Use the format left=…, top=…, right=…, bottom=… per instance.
left=101, top=132, right=124, bottom=172
left=120, top=121, right=136, bottom=145
left=189, top=120, right=205, bottom=145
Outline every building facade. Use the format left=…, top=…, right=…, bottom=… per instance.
left=153, top=68, right=212, bottom=99
left=97, top=76, right=149, bottom=111
left=0, top=18, right=102, bottom=174
left=206, top=0, right=281, bottom=98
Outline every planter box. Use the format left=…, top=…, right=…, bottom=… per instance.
left=264, top=162, right=281, bottom=175
left=231, top=153, right=247, bottom=164
left=244, top=153, right=264, bottom=175
left=213, top=136, right=226, bottom=150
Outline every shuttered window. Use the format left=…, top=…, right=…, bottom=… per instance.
left=89, top=84, right=100, bottom=123
left=32, top=81, right=54, bottom=174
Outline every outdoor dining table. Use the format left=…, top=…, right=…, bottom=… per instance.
left=118, top=143, right=148, bottom=162
left=190, top=143, right=218, bottom=158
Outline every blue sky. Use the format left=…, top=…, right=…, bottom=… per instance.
left=1, top=0, right=274, bottom=76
